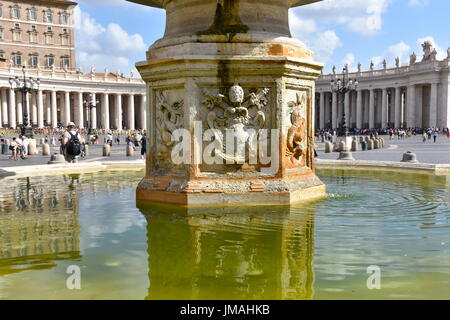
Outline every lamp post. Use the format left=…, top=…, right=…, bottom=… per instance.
left=9, top=66, right=40, bottom=138
left=331, top=66, right=358, bottom=137
left=83, top=94, right=99, bottom=135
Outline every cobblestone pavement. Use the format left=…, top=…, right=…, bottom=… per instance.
left=0, top=134, right=143, bottom=168
left=316, top=135, right=450, bottom=164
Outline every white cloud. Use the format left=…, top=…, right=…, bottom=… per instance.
left=291, top=0, right=392, bottom=36
left=74, top=7, right=147, bottom=75
left=370, top=41, right=411, bottom=68
left=342, top=53, right=357, bottom=71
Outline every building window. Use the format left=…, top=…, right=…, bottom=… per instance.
left=45, top=34, right=53, bottom=44
left=11, top=5, right=20, bottom=19
left=0, top=51, right=4, bottom=59
left=45, top=55, right=55, bottom=68
left=29, top=25, right=38, bottom=43
left=0, top=27, right=3, bottom=40
left=28, top=8, right=37, bottom=21
left=44, top=10, right=53, bottom=23
left=60, top=13, right=69, bottom=25
left=30, top=53, right=38, bottom=67
left=12, top=24, right=21, bottom=41
left=61, top=34, right=69, bottom=46
left=61, top=56, right=70, bottom=68
left=0, top=5, right=3, bottom=18
left=12, top=52, right=22, bottom=66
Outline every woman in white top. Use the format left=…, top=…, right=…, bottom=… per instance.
left=9, top=137, right=19, bottom=161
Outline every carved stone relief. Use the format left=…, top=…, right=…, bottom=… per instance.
left=286, top=91, right=308, bottom=168
left=201, top=84, right=270, bottom=167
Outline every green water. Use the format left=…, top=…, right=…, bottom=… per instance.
left=0, top=169, right=449, bottom=300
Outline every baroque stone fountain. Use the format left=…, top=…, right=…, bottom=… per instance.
left=129, top=0, right=326, bottom=208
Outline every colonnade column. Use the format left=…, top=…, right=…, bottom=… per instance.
left=319, top=91, right=325, bottom=129
left=8, top=89, right=16, bottom=128
left=31, top=92, right=37, bottom=126
left=344, top=92, right=350, bottom=124
left=46, top=92, right=51, bottom=126
left=356, top=89, right=363, bottom=129
left=381, top=88, right=388, bottom=128
left=369, top=89, right=375, bottom=129
left=331, top=91, right=337, bottom=129
left=127, top=94, right=135, bottom=130
left=102, top=93, right=110, bottom=130
left=1, top=89, right=8, bottom=127
left=75, top=92, right=84, bottom=129
left=141, top=94, right=147, bottom=130
left=17, top=91, right=23, bottom=126
left=91, top=93, right=97, bottom=129
left=394, top=87, right=402, bottom=128
left=64, top=91, right=71, bottom=126
left=429, top=83, right=438, bottom=128
left=406, top=85, right=415, bottom=128
left=115, top=93, right=122, bottom=131
left=37, top=89, right=44, bottom=128
left=51, top=90, right=58, bottom=128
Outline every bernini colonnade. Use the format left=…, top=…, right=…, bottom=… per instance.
left=315, top=43, right=450, bottom=130
left=0, top=66, right=147, bottom=130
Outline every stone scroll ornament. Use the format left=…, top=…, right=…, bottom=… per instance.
left=202, top=84, right=270, bottom=164
left=286, top=92, right=308, bottom=168
left=155, top=91, right=184, bottom=160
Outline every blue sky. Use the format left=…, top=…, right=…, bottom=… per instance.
left=74, top=0, right=449, bottom=75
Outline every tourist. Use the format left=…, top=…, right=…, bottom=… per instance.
left=62, top=122, right=82, bottom=163
left=140, top=132, right=147, bottom=160
left=9, top=137, right=19, bottom=161
left=422, top=131, right=427, bottom=143
left=433, top=130, right=438, bottom=143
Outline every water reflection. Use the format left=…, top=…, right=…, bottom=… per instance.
left=0, top=175, right=81, bottom=277
left=140, top=205, right=316, bottom=300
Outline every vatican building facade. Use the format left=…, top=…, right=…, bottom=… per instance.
left=315, top=41, right=450, bottom=131
left=0, top=0, right=146, bottom=131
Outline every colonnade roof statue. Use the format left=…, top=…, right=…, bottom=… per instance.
left=130, top=0, right=327, bottom=208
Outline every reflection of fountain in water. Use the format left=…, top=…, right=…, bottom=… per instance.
left=140, top=205, right=317, bottom=300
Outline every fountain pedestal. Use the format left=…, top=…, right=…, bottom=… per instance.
left=130, top=0, right=326, bottom=208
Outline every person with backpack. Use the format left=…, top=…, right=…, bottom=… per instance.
left=62, top=122, right=82, bottom=163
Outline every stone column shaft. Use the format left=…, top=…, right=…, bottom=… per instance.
left=51, top=91, right=58, bottom=128
left=429, top=83, right=438, bottom=128
left=331, top=91, right=337, bottom=129
left=394, top=87, right=402, bottom=128
left=37, top=89, right=44, bottom=128
left=127, top=94, right=135, bottom=130
left=319, top=91, right=325, bottom=129
left=141, top=94, right=147, bottom=130
left=64, top=91, right=71, bottom=126
left=369, top=89, right=375, bottom=129
left=102, top=93, right=110, bottom=130
left=344, top=91, right=350, bottom=123
left=1, top=88, right=8, bottom=127
left=115, top=94, right=122, bottom=131
left=91, top=93, right=97, bottom=129
left=75, top=92, right=84, bottom=129
left=381, top=88, right=388, bottom=128
left=31, top=92, right=38, bottom=125
left=356, top=90, right=363, bottom=129
left=8, top=89, right=16, bottom=128
left=406, top=85, right=415, bottom=128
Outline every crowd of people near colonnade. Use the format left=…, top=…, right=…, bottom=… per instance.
left=317, top=127, right=450, bottom=142
left=0, top=125, right=147, bottom=162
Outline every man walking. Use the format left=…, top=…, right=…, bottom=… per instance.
left=62, top=122, right=82, bottom=163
